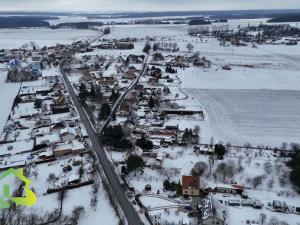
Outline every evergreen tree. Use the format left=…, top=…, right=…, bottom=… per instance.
left=153, top=43, right=159, bottom=52
left=143, top=42, right=151, bottom=54
left=287, top=145, right=300, bottom=192
left=163, top=179, right=170, bottom=190
left=99, top=103, right=111, bottom=120
left=126, top=155, right=144, bottom=172
left=148, top=96, right=155, bottom=108
left=176, top=181, right=182, bottom=196
left=90, top=84, right=95, bottom=97
left=136, top=135, right=153, bottom=151
left=79, top=83, right=88, bottom=99
left=214, top=144, right=226, bottom=159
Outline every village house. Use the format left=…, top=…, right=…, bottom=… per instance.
left=194, top=145, right=214, bottom=155
left=123, top=66, right=138, bottom=80
left=51, top=94, right=69, bottom=114
left=98, top=75, right=116, bottom=86
left=202, top=216, right=225, bottom=225
left=182, top=175, right=201, bottom=196
left=213, top=184, right=245, bottom=195
left=53, top=140, right=86, bottom=157
left=126, top=54, right=144, bottom=64
left=60, top=127, right=76, bottom=142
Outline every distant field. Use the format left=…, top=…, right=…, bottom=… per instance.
left=185, top=89, right=300, bottom=147
left=0, top=28, right=99, bottom=49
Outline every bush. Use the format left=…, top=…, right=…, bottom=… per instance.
left=287, top=145, right=300, bottom=192
left=136, top=136, right=153, bottom=151
left=126, top=155, right=144, bottom=172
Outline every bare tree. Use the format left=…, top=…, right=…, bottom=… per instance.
left=90, top=195, right=98, bottom=211
left=58, top=189, right=66, bottom=204
left=47, top=173, right=56, bottom=184
left=263, top=162, right=273, bottom=174
left=71, top=206, right=85, bottom=225
left=216, top=161, right=235, bottom=182
left=258, top=213, right=267, bottom=225
left=267, top=178, right=275, bottom=190
left=186, top=43, right=194, bottom=53
left=92, top=181, right=100, bottom=194
left=21, top=43, right=29, bottom=49
left=281, top=142, right=288, bottom=151
left=193, top=125, right=200, bottom=134
left=268, top=216, right=279, bottom=225
left=252, top=175, right=264, bottom=189
left=191, top=161, right=208, bottom=176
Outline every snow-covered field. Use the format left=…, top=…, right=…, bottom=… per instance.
left=0, top=68, right=20, bottom=132
left=1, top=17, right=300, bottom=224
left=0, top=28, right=100, bottom=49
left=170, top=36, right=300, bottom=147
left=185, top=89, right=300, bottom=146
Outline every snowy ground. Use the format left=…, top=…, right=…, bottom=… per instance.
left=167, top=36, right=300, bottom=147
left=0, top=64, right=119, bottom=225
left=185, top=89, right=300, bottom=147
left=125, top=145, right=300, bottom=225
left=0, top=28, right=100, bottom=49
left=1, top=18, right=300, bottom=224
left=0, top=67, right=20, bottom=132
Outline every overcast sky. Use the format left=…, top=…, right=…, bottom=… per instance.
left=0, top=0, right=299, bottom=12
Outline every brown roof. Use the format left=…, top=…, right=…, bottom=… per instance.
left=182, top=176, right=200, bottom=190
left=231, top=184, right=245, bottom=190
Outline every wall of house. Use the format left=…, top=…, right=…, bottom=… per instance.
left=203, top=217, right=224, bottom=225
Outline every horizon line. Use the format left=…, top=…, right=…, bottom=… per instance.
left=1, top=8, right=300, bottom=14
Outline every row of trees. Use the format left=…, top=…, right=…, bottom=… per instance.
left=163, top=179, right=182, bottom=195
left=287, top=144, right=300, bottom=192
left=143, top=41, right=195, bottom=54
left=0, top=204, right=84, bottom=225
left=103, top=125, right=132, bottom=149
left=98, top=103, right=111, bottom=120
left=136, top=136, right=153, bottom=151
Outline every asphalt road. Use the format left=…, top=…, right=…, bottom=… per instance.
left=98, top=55, right=149, bottom=134
left=59, top=61, right=147, bottom=225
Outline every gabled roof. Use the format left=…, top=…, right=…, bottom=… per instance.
left=182, top=175, right=200, bottom=190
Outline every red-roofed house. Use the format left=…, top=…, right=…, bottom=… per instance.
left=182, top=175, right=200, bottom=196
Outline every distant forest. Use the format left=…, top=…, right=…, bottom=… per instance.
left=268, top=14, right=300, bottom=23
left=189, top=19, right=212, bottom=25
left=53, top=22, right=103, bottom=29
left=0, top=16, right=56, bottom=28
left=0, top=16, right=103, bottom=29
left=1, top=9, right=300, bottom=20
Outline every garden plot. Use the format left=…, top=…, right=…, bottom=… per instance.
left=124, top=144, right=300, bottom=224
left=126, top=145, right=298, bottom=198
left=185, top=89, right=300, bottom=147
left=0, top=69, right=20, bottom=132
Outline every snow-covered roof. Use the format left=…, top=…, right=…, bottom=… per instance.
left=36, top=133, right=60, bottom=145
left=0, top=140, right=34, bottom=157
